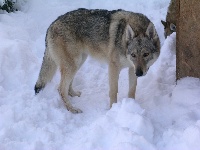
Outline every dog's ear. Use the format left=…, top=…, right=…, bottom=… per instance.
left=161, top=20, right=166, bottom=27
left=126, top=24, right=135, bottom=42
left=170, top=23, right=176, bottom=32
left=146, top=22, right=159, bottom=41
left=146, top=22, right=160, bottom=51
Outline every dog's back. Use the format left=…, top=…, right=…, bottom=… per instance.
left=161, top=0, right=176, bottom=38
left=167, top=0, right=176, bottom=24
left=48, top=9, right=118, bottom=45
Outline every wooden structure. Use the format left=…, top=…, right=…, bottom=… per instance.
left=176, top=0, right=200, bottom=79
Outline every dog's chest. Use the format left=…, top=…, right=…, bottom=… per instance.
left=119, top=55, right=132, bottom=68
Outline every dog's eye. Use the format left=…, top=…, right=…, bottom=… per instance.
left=131, top=53, right=136, bottom=58
left=143, top=53, right=149, bottom=57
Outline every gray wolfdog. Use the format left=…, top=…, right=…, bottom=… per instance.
left=35, top=8, right=160, bottom=113
left=161, top=0, right=176, bottom=38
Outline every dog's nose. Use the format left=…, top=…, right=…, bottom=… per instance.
left=136, top=68, right=143, bottom=77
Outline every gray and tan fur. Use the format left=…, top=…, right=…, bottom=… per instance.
left=35, top=8, right=160, bottom=113
left=161, top=0, right=176, bottom=38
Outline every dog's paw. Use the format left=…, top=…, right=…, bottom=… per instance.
left=69, top=107, right=83, bottom=114
left=65, top=103, right=82, bottom=113
left=68, top=90, right=81, bottom=97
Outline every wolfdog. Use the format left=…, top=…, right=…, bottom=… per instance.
left=35, top=8, right=160, bottom=113
left=161, top=0, right=176, bottom=38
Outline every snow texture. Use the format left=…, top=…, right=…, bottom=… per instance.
left=1, top=0, right=200, bottom=150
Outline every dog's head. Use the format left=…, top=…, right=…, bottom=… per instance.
left=125, top=23, right=160, bottom=77
left=161, top=20, right=176, bottom=38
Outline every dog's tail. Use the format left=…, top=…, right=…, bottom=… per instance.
left=34, top=46, right=57, bottom=94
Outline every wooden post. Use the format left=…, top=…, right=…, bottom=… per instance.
left=176, top=0, right=200, bottom=79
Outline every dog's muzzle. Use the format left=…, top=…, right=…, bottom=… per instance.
left=136, top=68, right=143, bottom=77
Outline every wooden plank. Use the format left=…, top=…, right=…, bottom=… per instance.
left=176, top=0, right=200, bottom=79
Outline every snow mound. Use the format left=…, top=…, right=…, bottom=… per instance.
left=74, top=99, right=155, bottom=150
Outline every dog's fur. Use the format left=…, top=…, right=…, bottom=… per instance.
left=161, top=0, right=176, bottom=38
left=35, top=8, right=160, bottom=113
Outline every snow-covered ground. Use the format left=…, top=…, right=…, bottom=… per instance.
left=1, top=0, right=200, bottom=150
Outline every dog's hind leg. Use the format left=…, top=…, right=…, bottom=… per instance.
left=35, top=47, right=57, bottom=94
left=68, top=53, right=88, bottom=97
left=58, top=64, right=82, bottom=113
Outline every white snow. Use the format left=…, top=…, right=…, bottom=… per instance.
left=1, top=0, right=200, bottom=150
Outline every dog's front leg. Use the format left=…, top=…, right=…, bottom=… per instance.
left=128, top=67, right=137, bottom=99
left=109, top=61, right=120, bottom=108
